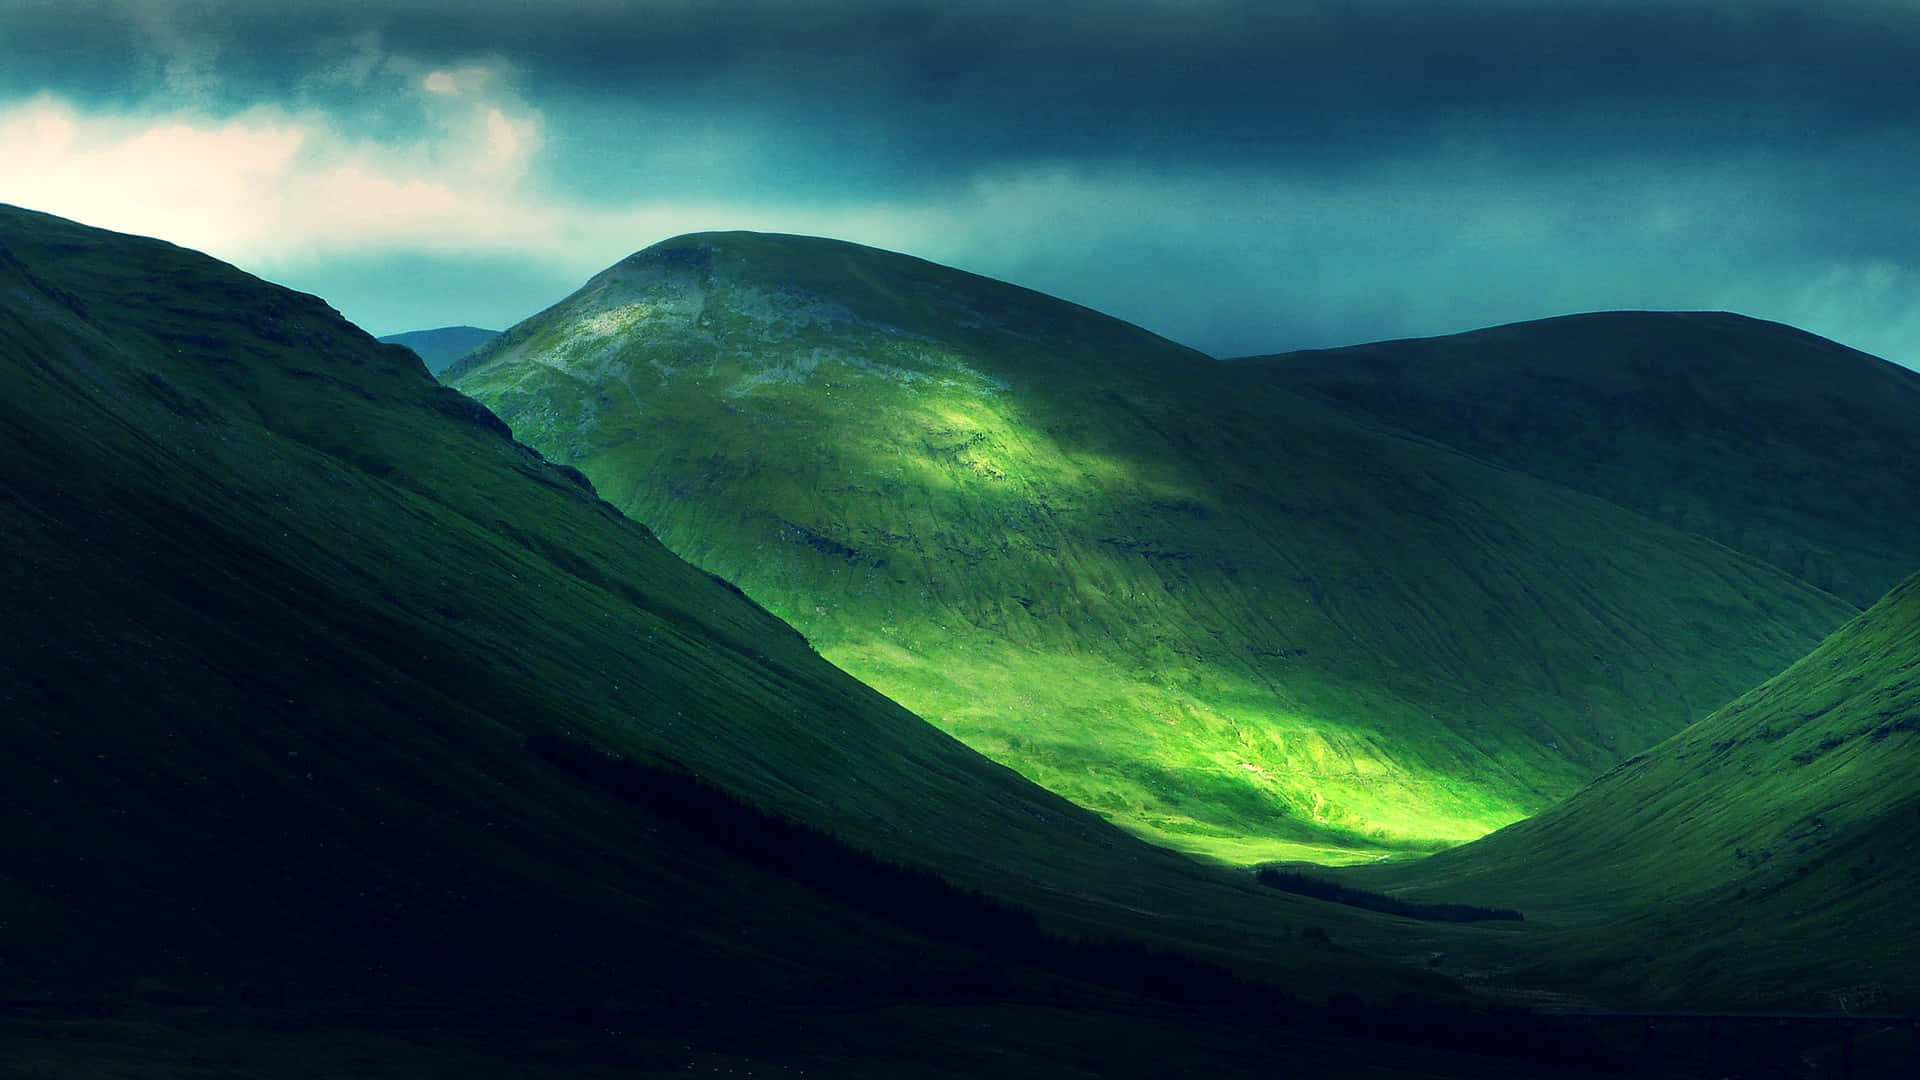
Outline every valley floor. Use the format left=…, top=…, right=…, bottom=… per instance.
left=0, top=996, right=1634, bottom=1080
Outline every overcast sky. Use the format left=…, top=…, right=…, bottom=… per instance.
left=3, top=0, right=1917, bottom=367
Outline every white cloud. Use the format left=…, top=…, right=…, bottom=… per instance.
left=483, top=107, right=536, bottom=168
left=413, top=63, right=505, bottom=98
left=2, top=86, right=1913, bottom=370
left=0, top=81, right=927, bottom=283
left=0, top=88, right=552, bottom=264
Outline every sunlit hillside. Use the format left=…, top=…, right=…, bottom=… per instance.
left=449, top=231, right=1854, bottom=863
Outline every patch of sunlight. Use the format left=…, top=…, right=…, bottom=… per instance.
left=1131, top=826, right=1400, bottom=868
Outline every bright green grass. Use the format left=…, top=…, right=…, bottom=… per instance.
left=8, top=203, right=1906, bottom=1051
left=451, top=231, right=1856, bottom=863
left=0, top=203, right=1447, bottom=1013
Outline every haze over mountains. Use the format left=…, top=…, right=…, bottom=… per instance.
left=6, top=204, right=1916, bottom=1074
left=447, top=231, right=1902, bottom=864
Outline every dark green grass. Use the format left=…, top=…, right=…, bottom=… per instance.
left=7, top=205, right=1903, bottom=1071
left=0, top=203, right=1461, bottom=1021
left=1246, top=311, right=1920, bottom=608
left=0, top=997, right=1636, bottom=1080
left=450, top=230, right=1856, bottom=863
left=1337, top=572, right=1920, bottom=1012
left=1255, top=868, right=1522, bottom=923
left=0, top=204, right=1686, bottom=1077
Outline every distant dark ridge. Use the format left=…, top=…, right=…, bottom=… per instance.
left=525, top=733, right=1619, bottom=1070
left=1257, top=867, right=1524, bottom=923
left=379, top=326, right=500, bottom=375
left=1249, top=310, right=1920, bottom=609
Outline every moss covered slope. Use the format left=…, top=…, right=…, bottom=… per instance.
left=0, top=204, right=1434, bottom=1011
left=449, top=232, right=1855, bottom=863
left=1345, top=572, right=1920, bottom=1010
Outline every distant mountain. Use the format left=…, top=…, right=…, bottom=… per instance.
left=1245, top=312, right=1920, bottom=608
left=1347, top=570, right=1920, bottom=1011
left=448, top=231, right=1852, bottom=863
left=378, top=324, right=499, bottom=374
left=0, top=204, right=1435, bottom=1025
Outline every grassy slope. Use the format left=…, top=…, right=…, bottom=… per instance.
left=1341, top=571, right=1920, bottom=1011
left=1245, top=311, right=1920, bottom=608
left=378, top=325, right=500, bottom=375
left=449, top=231, right=1853, bottom=864
left=0, top=204, right=1443, bottom=1018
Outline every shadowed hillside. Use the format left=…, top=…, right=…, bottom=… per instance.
left=448, top=231, right=1854, bottom=863
left=1342, top=571, right=1920, bottom=1011
left=9, top=204, right=1866, bottom=1077
left=0, top=203, right=1453, bottom=1023
left=1247, top=311, right=1920, bottom=607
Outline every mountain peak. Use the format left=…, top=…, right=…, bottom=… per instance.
left=13, top=203, right=1377, bottom=1018
left=450, top=233, right=1861, bottom=863
left=448, top=229, right=1212, bottom=388
left=1256, top=310, right=1920, bottom=605
left=377, top=325, right=502, bottom=375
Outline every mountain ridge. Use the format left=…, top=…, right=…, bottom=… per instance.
left=11, top=203, right=1902, bottom=1073
left=450, top=229, right=1859, bottom=863
left=1340, top=569, right=1920, bottom=1010
left=445, top=230, right=1215, bottom=385
left=0, top=203, right=1418, bottom=1009
left=1244, top=310, right=1920, bottom=607
left=378, top=324, right=500, bottom=375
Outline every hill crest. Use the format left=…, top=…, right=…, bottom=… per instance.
left=1344, top=569, right=1920, bottom=1009
left=1249, top=309, right=1920, bottom=606
left=8, top=202, right=1421, bottom=1009
left=450, top=230, right=1858, bottom=864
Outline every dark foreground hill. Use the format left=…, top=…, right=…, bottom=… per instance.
left=1247, top=312, right=1920, bottom=608
left=448, top=231, right=1853, bottom=863
left=377, top=324, right=499, bottom=375
left=0, top=204, right=1629, bottom=1077
left=1341, top=571, right=1920, bottom=1012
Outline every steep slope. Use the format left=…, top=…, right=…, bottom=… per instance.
left=1344, top=571, right=1920, bottom=1010
left=448, top=231, right=1853, bottom=863
left=0, top=203, right=1441, bottom=1019
left=378, top=324, right=500, bottom=374
left=1247, top=312, right=1920, bottom=608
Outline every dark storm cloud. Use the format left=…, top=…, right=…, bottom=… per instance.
left=15, top=1, right=1920, bottom=165
left=6, top=1, right=1918, bottom=364
left=456, top=2, right=1915, bottom=156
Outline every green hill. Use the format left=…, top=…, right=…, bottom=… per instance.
left=447, top=231, right=1855, bottom=864
left=1341, top=571, right=1920, bottom=1011
left=0, top=204, right=1462, bottom=1041
left=7, top=203, right=1841, bottom=1076
left=1245, top=312, right=1920, bottom=608
left=378, top=324, right=500, bottom=375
